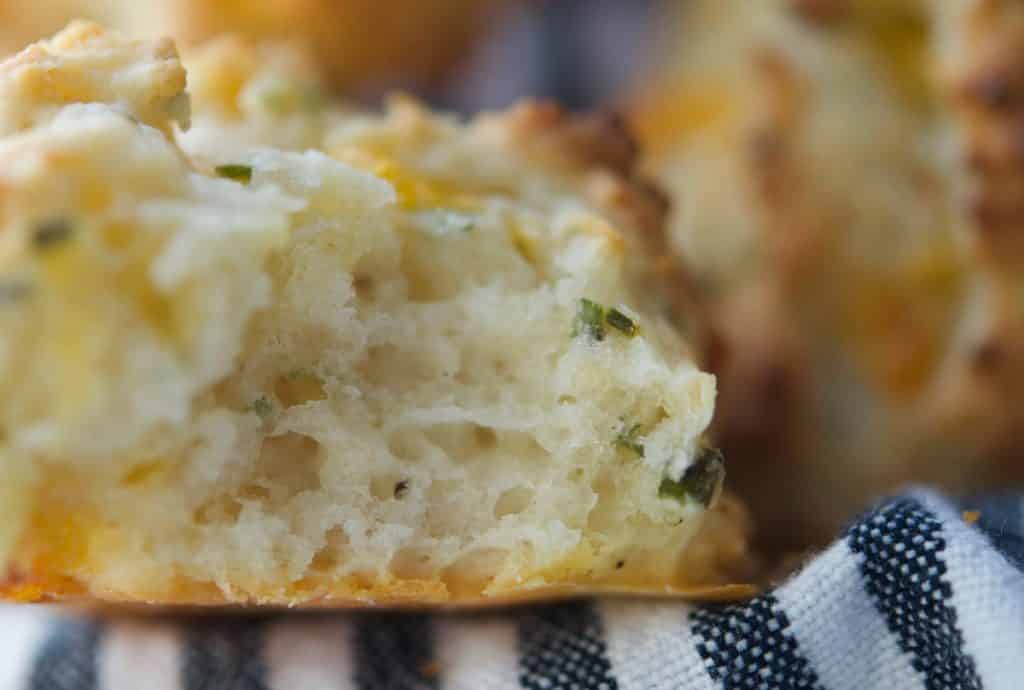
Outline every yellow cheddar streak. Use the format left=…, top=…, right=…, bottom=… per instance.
left=20, top=496, right=134, bottom=585
left=335, top=147, right=480, bottom=212
left=3, top=585, right=46, bottom=603
left=371, top=160, right=480, bottom=212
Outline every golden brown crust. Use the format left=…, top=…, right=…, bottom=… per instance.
left=0, top=577, right=758, bottom=609
left=494, top=102, right=671, bottom=243
left=535, top=103, right=715, bottom=348
left=499, top=103, right=642, bottom=175
left=492, top=101, right=705, bottom=327
left=1, top=495, right=756, bottom=608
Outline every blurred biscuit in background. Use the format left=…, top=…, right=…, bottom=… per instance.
left=0, top=0, right=508, bottom=92
left=632, top=0, right=1024, bottom=548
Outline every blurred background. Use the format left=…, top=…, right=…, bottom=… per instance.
left=0, top=0, right=661, bottom=112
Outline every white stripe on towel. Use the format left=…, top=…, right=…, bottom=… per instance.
left=919, top=491, right=1024, bottom=690
left=774, top=541, right=923, bottom=690
left=0, top=606, right=53, bottom=690
left=266, top=619, right=355, bottom=690
left=600, top=600, right=716, bottom=690
left=99, top=621, right=181, bottom=690
left=436, top=616, right=519, bottom=690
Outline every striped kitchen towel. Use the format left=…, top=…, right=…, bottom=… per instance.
left=3, top=489, right=1023, bottom=690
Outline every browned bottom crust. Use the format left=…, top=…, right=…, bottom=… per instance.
left=0, top=574, right=757, bottom=610
left=1, top=492, right=757, bottom=609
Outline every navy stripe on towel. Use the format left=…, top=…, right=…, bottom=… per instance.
left=29, top=618, right=102, bottom=690
left=963, top=492, right=1024, bottom=573
left=353, top=613, right=439, bottom=690
left=518, top=600, right=618, bottom=690
left=691, top=593, right=823, bottom=689
left=182, top=618, right=270, bottom=690
left=848, top=497, right=982, bottom=690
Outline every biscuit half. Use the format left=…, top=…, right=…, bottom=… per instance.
left=0, top=24, right=753, bottom=606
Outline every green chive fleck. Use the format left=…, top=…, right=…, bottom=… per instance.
left=249, top=396, right=273, bottom=418
left=614, top=421, right=645, bottom=457
left=572, top=298, right=606, bottom=341
left=32, top=218, right=73, bottom=251
left=215, top=164, right=253, bottom=183
left=606, top=308, right=639, bottom=337
left=572, top=299, right=642, bottom=341
left=658, top=445, right=725, bottom=508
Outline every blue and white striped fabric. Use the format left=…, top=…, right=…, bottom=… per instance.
left=2, top=490, right=1022, bottom=690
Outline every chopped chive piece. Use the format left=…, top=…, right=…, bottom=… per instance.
left=658, top=445, right=725, bottom=508
left=249, top=396, right=273, bottom=418
left=32, top=218, right=73, bottom=251
left=571, top=298, right=606, bottom=341
left=0, top=281, right=33, bottom=303
left=215, top=164, right=253, bottom=183
left=606, top=308, right=639, bottom=337
left=572, top=299, right=642, bottom=341
left=614, top=421, right=645, bottom=457
left=394, top=480, right=410, bottom=499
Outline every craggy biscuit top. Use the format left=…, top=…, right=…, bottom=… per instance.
left=0, top=21, right=189, bottom=136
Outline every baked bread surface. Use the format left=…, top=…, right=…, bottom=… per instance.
left=0, top=23, right=752, bottom=606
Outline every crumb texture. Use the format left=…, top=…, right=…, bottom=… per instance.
left=0, top=24, right=746, bottom=604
